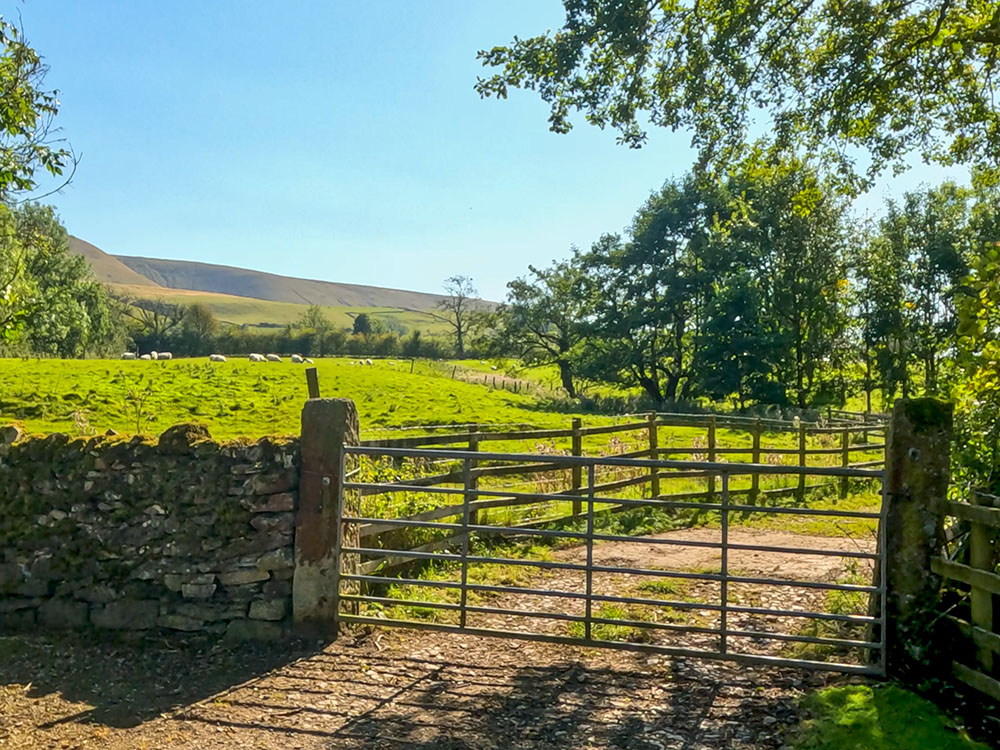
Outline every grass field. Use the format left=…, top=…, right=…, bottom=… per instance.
left=0, top=356, right=619, bottom=439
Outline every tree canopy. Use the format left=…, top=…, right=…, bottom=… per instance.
left=476, top=0, right=1000, bottom=189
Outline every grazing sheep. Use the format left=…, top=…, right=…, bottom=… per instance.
left=266, top=354, right=282, bottom=362
left=490, top=365, right=498, bottom=371
left=365, top=358, right=374, bottom=366
left=248, top=353, right=265, bottom=362
left=150, top=351, right=158, bottom=360
left=122, top=352, right=136, bottom=360
left=304, top=358, right=314, bottom=364
left=291, top=354, right=304, bottom=364
left=156, top=351, right=173, bottom=360
left=209, top=354, right=227, bottom=362
left=140, top=354, right=152, bottom=360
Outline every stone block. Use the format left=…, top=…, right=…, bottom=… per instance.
left=39, top=599, right=89, bottom=629
left=218, top=569, right=270, bottom=586
left=158, top=614, right=205, bottom=631
left=262, top=579, right=292, bottom=597
left=246, top=471, right=297, bottom=495
left=242, top=492, right=295, bottom=512
left=256, top=547, right=294, bottom=572
left=91, top=600, right=158, bottom=630
left=250, top=513, right=294, bottom=534
left=249, top=599, right=287, bottom=621
left=0, top=562, right=22, bottom=592
left=181, top=582, right=217, bottom=599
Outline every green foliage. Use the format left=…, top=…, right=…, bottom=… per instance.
left=0, top=18, right=73, bottom=199
left=476, top=0, right=1000, bottom=189
left=791, top=685, right=988, bottom=750
left=491, top=259, right=587, bottom=397
left=0, top=203, right=126, bottom=354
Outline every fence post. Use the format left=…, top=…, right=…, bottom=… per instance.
left=970, top=492, right=994, bottom=673
left=840, top=427, right=850, bottom=499
left=751, top=418, right=761, bottom=502
left=467, top=425, right=480, bottom=527
left=707, top=416, right=717, bottom=500
left=647, top=412, right=660, bottom=499
left=294, top=397, right=359, bottom=637
left=883, top=397, right=952, bottom=679
left=571, top=418, right=583, bottom=517
left=797, top=423, right=807, bottom=501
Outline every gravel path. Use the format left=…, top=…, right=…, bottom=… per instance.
left=0, top=529, right=875, bottom=749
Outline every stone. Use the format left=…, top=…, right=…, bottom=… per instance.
left=242, top=492, right=295, bottom=513
left=247, top=471, right=297, bottom=495
left=218, top=569, right=270, bottom=586
left=39, top=599, right=89, bottom=628
left=0, top=424, right=23, bottom=445
left=158, top=614, right=205, bottom=631
left=158, top=423, right=212, bottom=455
left=77, top=585, right=119, bottom=604
left=256, top=547, right=294, bottom=572
left=15, top=578, right=50, bottom=597
left=0, top=598, right=40, bottom=613
left=262, top=579, right=292, bottom=597
left=163, top=574, right=184, bottom=592
left=222, top=583, right=262, bottom=602
left=91, top=600, right=158, bottom=630
left=177, top=602, right=247, bottom=621
left=250, top=513, right=294, bottom=534
left=181, top=582, right=217, bottom=599
left=0, top=562, right=22, bottom=592
left=249, top=599, right=287, bottom=621
left=225, top=619, right=282, bottom=641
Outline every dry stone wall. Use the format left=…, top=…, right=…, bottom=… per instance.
left=0, top=423, right=300, bottom=640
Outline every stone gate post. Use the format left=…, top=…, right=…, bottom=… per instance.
left=293, top=398, right=359, bottom=636
left=883, top=397, right=952, bottom=677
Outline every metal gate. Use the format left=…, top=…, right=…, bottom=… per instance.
left=333, top=446, right=886, bottom=676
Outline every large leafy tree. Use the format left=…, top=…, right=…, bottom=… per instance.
left=494, top=258, right=588, bottom=397
left=476, top=0, right=1000, bottom=188
left=0, top=18, right=73, bottom=200
left=577, top=175, right=721, bottom=404
left=856, top=183, right=972, bottom=403
left=1, top=203, right=124, bottom=356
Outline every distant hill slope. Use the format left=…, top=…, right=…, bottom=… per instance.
left=114, top=255, right=451, bottom=310
left=67, top=236, right=162, bottom=288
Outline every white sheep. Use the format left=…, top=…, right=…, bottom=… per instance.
left=209, top=354, right=227, bottom=362
left=140, top=354, right=152, bottom=360
left=291, top=354, right=304, bottom=364
left=365, top=358, right=373, bottom=366
left=266, top=354, right=282, bottom=362
left=156, top=351, right=173, bottom=360
left=122, top=352, right=136, bottom=360
left=490, top=365, right=498, bottom=371
left=304, top=358, right=314, bottom=364
left=248, top=353, right=265, bottom=362
left=150, top=351, right=158, bottom=360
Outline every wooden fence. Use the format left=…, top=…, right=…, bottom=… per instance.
left=934, top=491, right=1000, bottom=701
left=355, top=412, right=887, bottom=574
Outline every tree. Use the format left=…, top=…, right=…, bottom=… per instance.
left=0, top=203, right=125, bottom=355
left=436, top=275, right=478, bottom=358
left=0, top=18, right=74, bottom=200
left=298, top=304, right=333, bottom=355
left=476, top=0, right=1000, bottom=189
left=182, top=303, right=218, bottom=353
left=352, top=313, right=372, bottom=337
left=495, top=258, right=587, bottom=397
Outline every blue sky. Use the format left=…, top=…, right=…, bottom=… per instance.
left=15, top=1, right=967, bottom=301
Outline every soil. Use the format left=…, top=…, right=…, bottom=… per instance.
left=0, top=529, right=873, bottom=750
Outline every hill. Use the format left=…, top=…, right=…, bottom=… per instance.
left=67, top=237, right=162, bottom=288
left=113, top=255, right=451, bottom=310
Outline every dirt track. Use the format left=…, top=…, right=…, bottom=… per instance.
left=0, top=529, right=873, bottom=749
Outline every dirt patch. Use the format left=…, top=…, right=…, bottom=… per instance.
left=557, top=527, right=876, bottom=582
left=0, top=629, right=845, bottom=750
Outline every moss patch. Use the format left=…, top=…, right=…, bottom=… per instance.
left=790, top=684, right=988, bottom=750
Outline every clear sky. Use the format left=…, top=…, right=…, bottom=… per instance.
left=14, top=1, right=968, bottom=301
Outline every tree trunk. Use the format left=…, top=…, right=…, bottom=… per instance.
left=638, top=374, right=664, bottom=405
left=664, top=371, right=680, bottom=402
left=556, top=360, right=577, bottom=398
